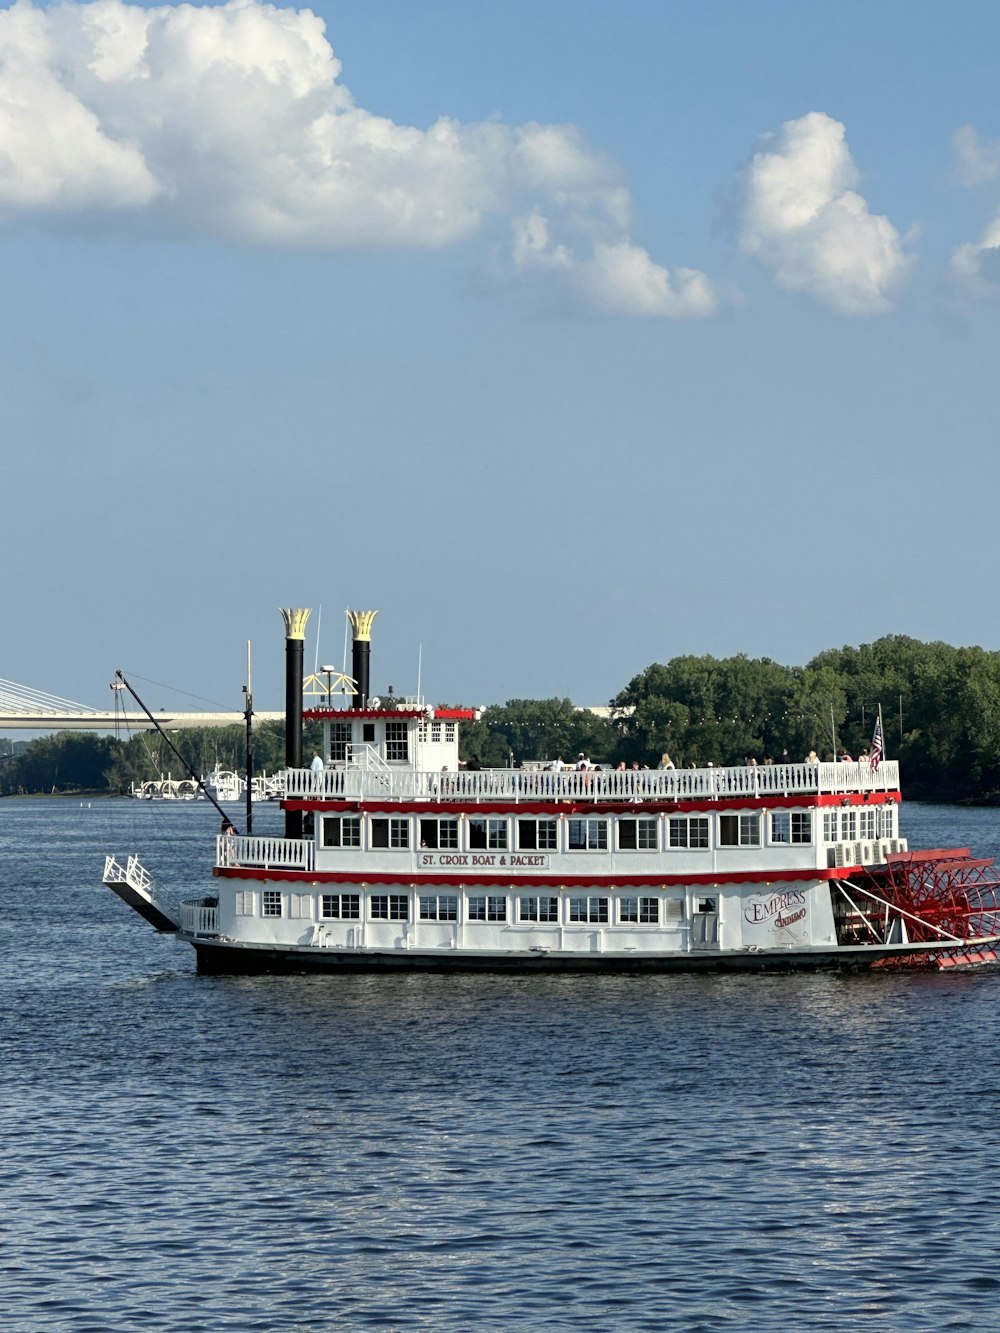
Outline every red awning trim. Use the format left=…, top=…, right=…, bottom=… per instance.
left=283, top=792, right=901, bottom=816
left=215, top=865, right=849, bottom=887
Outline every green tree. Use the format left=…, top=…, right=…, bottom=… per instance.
left=459, top=698, right=617, bottom=767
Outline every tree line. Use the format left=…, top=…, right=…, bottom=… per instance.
left=3, top=636, right=999, bottom=802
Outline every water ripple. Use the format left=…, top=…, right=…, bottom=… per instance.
left=4, top=799, right=1000, bottom=1329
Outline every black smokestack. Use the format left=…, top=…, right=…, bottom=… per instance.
left=347, top=610, right=377, bottom=710
left=280, top=607, right=311, bottom=839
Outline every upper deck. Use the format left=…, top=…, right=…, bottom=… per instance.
left=283, top=760, right=900, bottom=805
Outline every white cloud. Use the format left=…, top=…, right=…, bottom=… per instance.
left=510, top=211, right=716, bottom=318
left=949, top=127, right=1000, bottom=300
left=953, top=125, right=1000, bottom=187
left=0, top=0, right=716, bottom=317
left=950, top=217, right=1000, bottom=298
left=738, top=111, right=912, bottom=315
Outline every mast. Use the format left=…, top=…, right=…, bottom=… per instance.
left=280, top=607, right=311, bottom=840
left=243, top=640, right=253, bottom=837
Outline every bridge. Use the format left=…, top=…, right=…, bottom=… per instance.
left=0, top=677, right=283, bottom=731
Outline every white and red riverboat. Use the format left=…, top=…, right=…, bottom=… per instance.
left=103, top=608, right=1000, bottom=973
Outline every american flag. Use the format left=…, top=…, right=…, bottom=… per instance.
left=869, top=710, right=884, bottom=770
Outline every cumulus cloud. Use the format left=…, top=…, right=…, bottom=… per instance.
left=737, top=111, right=912, bottom=315
left=949, top=127, right=1000, bottom=300
left=950, top=218, right=1000, bottom=298
left=509, top=210, right=717, bottom=318
left=0, top=0, right=715, bottom=317
left=953, top=125, right=1000, bottom=187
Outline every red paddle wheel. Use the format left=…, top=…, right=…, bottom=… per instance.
left=880, top=848, right=1000, bottom=943
left=840, top=848, right=1000, bottom=968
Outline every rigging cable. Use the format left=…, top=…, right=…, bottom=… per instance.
left=113, top=670, right=241, bottom=833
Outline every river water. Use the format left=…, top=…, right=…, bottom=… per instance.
left=3, top=797, right=1000, bottom=1331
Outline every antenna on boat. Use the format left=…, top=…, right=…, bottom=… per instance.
left=243, top=640, right=253, bottom=837
left=313, top=605, right=322, bottom=677
left=416, top=643, right=422, bottom=706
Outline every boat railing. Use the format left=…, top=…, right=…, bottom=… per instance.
left=216, top=835, right=316, bottom=870
left=282, top=760, right=900, bottom=803
left=179, top=900, right=218, bottom=935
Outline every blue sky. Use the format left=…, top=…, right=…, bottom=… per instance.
left=3, top=0, right=1000, bottom=719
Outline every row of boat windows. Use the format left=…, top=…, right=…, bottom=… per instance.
left=823, top=809, right=895, bottom=841
left=242, top=890, right=700, bottom=926
left=319, top=809, right=896, bottom=852
left=325, top=720, right=427, bottom=763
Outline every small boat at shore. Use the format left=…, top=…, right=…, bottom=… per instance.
left=103, top=608, right=1000, bottom=974
left=203, top=767, right=284, bottom=804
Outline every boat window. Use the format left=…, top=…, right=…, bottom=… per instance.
left=469, top=818, right=508, bottom=850
left=568, top=897, right=609, bottom=923
left=517, top=819, right=558, bottom=850
left=385, top=720, right=409, bottom=762
left=840, top=810, right=857, bottom=841
left=370, top=894, right=408, bottom=920
left=696, top=897, right=718, bottom=914
left=468, top=895, right=507, bottom=922
left=370, top=817, right=410, bottom=849
left=518, top=895, right=559, bottom=923
left=321, top=893, right=360, bottom=920
left=567, top=818, right=608, bottom=851
left=419, top=895, right=459, bottom=921
left=262, top=890, right=282, bottom=917
left=330, top=721, right=352, bottom=763
left=770, top=811, right=811, bottom=845
left=322, top=815, right=362, bottom=848
left=858, top=809, right=876, bottom=839
left=668, top=816, right=709, bottom=849
left=620, top=897, right=659, bottom=924
left=718, top=814, right=760, bottom=847
left=877, top=806, right=895, bottom=839
left=419, top=817, right=459, bottom=849
left=362, top=723, right=376, bottom=743
left=823, top=812, right=839, bottom=842
left=618, top=817, right=658, bottom=850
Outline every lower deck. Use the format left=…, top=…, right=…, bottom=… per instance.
left=188, top=935, right=992, bottom=975
left=184, top=876, right=852, bottom=958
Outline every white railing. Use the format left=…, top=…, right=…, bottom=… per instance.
left=216, top=835, right=315, bottom=870
left=103, top=853, right=154, bottom=892
left=282, top=760, right=900, bottom=804
left=180, top=900, right=218, bottom=934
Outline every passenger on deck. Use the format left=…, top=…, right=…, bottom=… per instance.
left=310, top=752, right=324, bottom=772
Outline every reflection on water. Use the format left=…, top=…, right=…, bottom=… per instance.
left=2, top=797, right=1000, bottom=1329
